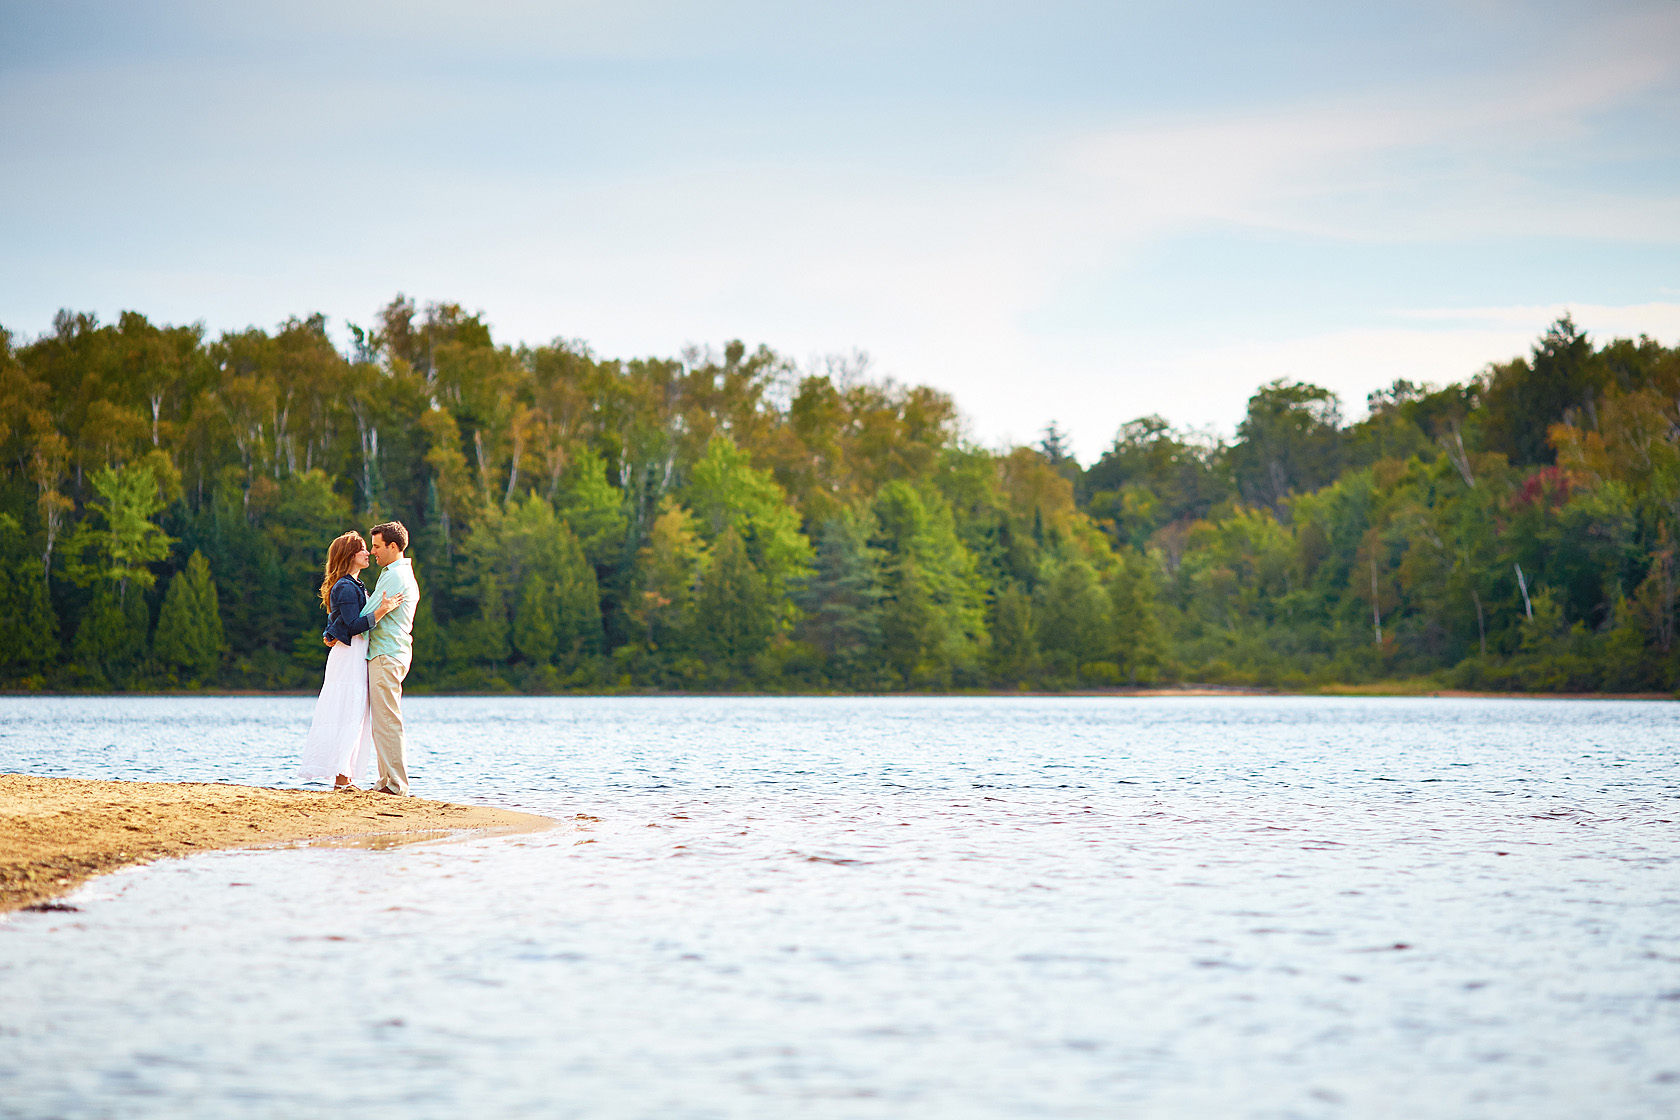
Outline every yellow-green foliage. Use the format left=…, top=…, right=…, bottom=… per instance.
left=1, top=306, right=1675, bottom=692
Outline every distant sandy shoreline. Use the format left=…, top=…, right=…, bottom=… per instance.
left=0, top=775, right=551, bottom=914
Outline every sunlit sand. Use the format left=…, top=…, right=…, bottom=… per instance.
left=0, top=774, right=550, bottom=913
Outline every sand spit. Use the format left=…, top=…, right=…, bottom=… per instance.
left=0, top=775, right=550, bottom=913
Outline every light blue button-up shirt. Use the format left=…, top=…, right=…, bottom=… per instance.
left=362, top=557, right=419, bottom=668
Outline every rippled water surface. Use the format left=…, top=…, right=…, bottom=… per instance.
left=3, top=696, right=1679, bottom=1119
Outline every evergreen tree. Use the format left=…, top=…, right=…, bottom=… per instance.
left=452, top=570, right=510, bottom=671
left=504, top=498, right=603, bottom=676
left=871, top=481, right=986, bottom=684
left=1481, top=315, right=1601, bottom=466
left=0, top=515, right=58, bottom=675
left=72, top=585, right=149, bottom=686
left=552, top=522, right=603, bottom=672
left=153, top=550, right=224, bottom=684
left=1108, top=549, right=1165, bottom=684
left=197, top=471, right=288, bottom=679
left=513, top=570, right=559, bottom=666
left=408, top=583, right=444, bottom=687
left=1033, top=549, right=1110, bottom=679
left=797, top=507, right=885, bottom=684
left=879, top=552, right=938, bottom=686
left=556, top=446, right=629, bottom=571
left=987, top=582, right=1038, bottom=684
left=694, top=526, right=771, bottom=677
left=684, top=435, right=813, bottom=624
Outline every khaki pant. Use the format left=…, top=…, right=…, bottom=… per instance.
left=369, top=655, right=410, bottom=795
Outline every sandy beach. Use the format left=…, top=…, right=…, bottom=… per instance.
left=0, top=775, right=551, bottom=913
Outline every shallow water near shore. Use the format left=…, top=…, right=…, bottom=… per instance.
left=2, top=695, right=1678, bottom=1119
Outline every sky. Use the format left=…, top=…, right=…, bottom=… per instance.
left=2, top=0, right=1678, bottom=460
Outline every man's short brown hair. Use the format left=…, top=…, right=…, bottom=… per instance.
left=370, top=520, right=409, bottom=552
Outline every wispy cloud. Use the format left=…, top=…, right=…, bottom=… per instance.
left=1059, top=5, right=1680, bottom=243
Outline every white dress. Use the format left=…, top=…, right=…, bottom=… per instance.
left=298, top=633, right=374, bottom=784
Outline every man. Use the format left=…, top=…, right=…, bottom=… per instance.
left=361, top=521, right=420, bottom=795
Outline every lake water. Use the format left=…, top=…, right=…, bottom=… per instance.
left=2, top=695, right=1678, bottom=1119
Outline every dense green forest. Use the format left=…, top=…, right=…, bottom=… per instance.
left=2, top=298, right=1677, bottom=693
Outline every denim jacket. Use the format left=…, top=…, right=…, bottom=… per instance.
left=323, top=576, right=374, bottom=646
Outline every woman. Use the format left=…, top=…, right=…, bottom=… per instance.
left=298, top=531, right=400, bottom=790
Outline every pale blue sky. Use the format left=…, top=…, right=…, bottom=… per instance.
left=3, top=0, right=1677, bottom=457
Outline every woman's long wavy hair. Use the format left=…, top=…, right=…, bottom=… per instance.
left=319, top=531, right=367, bottom=611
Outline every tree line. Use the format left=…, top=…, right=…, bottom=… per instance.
left=1, top=298, right=1676, bottom=693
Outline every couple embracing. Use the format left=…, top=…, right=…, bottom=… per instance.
left=298, top=521, right=421, bottom=795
